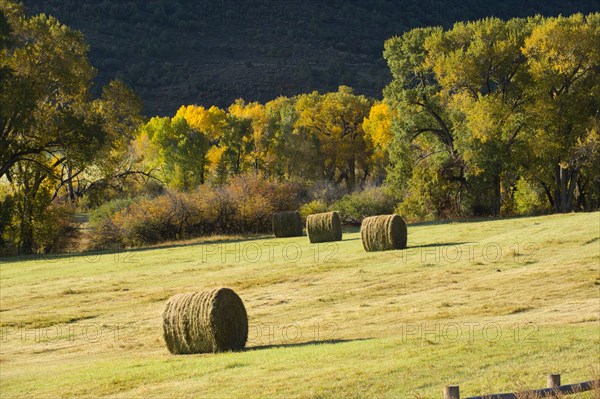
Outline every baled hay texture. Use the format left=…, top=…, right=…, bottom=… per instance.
left=360, top=214, right=407, bottom=252
left=162, top=287, right=248, bottom=354
left=306, top=211, right=343, bottom=243
left=272, top=211, right=303, bottom=238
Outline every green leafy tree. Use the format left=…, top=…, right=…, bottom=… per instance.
left=135, top=116, right=208, bottom=190
left=295, top=86, right=372, bottom=190
left=0, top=1, right=143, bottom=253
left=0, top=2, right=99, bottom=253
left=383, top=15, right=599, bottom=217
left=0, top=3, right=98, bottom=179
left=383, top=27, right=466, bottom=218
left=425, top=17, right=537, bottom=214
left=264, top=96, right=297, bottom=178
left=52, top=81, right=145, bottom=205
left=522, top=13, right=600, bottom=212
left=221, top=105, right=253, bottom=177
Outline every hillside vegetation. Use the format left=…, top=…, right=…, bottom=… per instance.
left=0, top=213, right=598, bottom=397
left=22, top=0, right=600, bottom=115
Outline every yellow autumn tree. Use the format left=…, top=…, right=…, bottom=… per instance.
left=295, top=86, right=372, bottom=190
left=175, top=105, right=228, bottom=142
left=174, top=105, right=229, bottom=181
left=363, top=102, right=394, bottom=149
left=363, top=101, right=395, bottom=182
left=228, top=100, right=270, bottom=173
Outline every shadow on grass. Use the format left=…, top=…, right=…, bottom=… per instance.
left=247, top=338, right=371, bottom=351
left=132, top=234, right=275, bottom=252
left=407, top=242, right=470, bottom=249
left=0, top=235, right=274, bottom=264
left=407, top=213, right=557, bottom=227
left=342, top=214, right=550, bottom=231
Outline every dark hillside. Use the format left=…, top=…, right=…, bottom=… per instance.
left=23, top=0, right=600, bottom=115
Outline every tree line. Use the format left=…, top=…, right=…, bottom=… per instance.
left=135, top=87, right=376, bottom=191
left=1, top=0, right=598, bottom=254
left=383, top=14, right=599, bottom=218
left=131, top=13, right=600, bottom=219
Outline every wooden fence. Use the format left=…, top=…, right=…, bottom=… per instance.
left=444, top=374, right=599, bottom=399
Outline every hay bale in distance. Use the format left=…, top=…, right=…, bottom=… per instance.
left=306, top=211, right=342, bottom=243
left=272, top=211, right=303, bottom=238
left=162, top=287, right=248, bottom=354
left=360, top=214, right=407, bottom=252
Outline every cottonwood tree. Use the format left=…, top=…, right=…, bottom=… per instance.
left=0, top=1, right=142, bottom=253
left=0, top=4, right=98, bottom=253
left=362, top=101, right=395, bottom=184
left=425, top=17, right=537, bottom=215
left=263, top=96, right=301, bottom=179
left=135, top=116, right=208, bottom=190
left=383, top=27, right=466, bottom=218
left=174, top=104, right=227, bottom=184
left=56, top=80, right=145, bottom=206
left=295, top=86, right=372, bottom=190
left=383, top=14, right=599, bottom=217
left=522, top=13, right=600, bottom=213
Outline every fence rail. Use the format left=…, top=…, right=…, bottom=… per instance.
left=444, top=374, right=599, bottom=399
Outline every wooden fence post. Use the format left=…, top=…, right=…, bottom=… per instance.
left=444, top=385, right=460, bottom=399
left=547, top=374, right=561, bottom=388
left=547, top=374, right=561, bottom=398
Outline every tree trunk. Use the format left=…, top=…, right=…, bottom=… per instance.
left=554, top=164, right=578, bottom=213
left=347, top=156, right=356, bottom=191
left=67, top=165, right=76, bottom=202
left=17, top=171, right=45, bottom=255
left=361, top=164, right=370, bottom=187
left=576, top=178, right=587, bottom=211
left=540, top=181, right=554, bottom=209
left=199, top=160, right=205, bottom=185
left=18, top=192, right=34, bottom=255
left=567, top=168, right=578, bottom=212
left=492, top=173, right=501, bottom=215
left=554, top=164, right=566, bottom=213
left=235, top=148, right=241, bottom=174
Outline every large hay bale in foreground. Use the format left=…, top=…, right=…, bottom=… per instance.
left=306, top=211, right=342, bottom=243
left=162, top=288, right=248, bottom=354
left=272, top=211, right=303, bottom=238
left=360, top=214, right=407, bottom=252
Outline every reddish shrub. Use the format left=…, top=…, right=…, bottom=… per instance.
left=92, top=174, right=303, bottom=247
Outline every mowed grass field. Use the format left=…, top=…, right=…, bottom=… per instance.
left=0, top=213, right=599, bottom=398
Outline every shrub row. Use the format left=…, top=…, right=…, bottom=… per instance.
left=91, top=175, right=303, bottom=248
left=300, top=186, right=397, bottom=226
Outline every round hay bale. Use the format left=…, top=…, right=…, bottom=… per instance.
left=162, top=287, right=248, bottom=354
left=360, top=214, right=407, bottom=252
left=272, top=211, right=303, bottom=238
left=306, top=211, right=342, bottom=243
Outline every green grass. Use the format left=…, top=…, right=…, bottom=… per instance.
left=1, top=213, right=599, bottom=398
